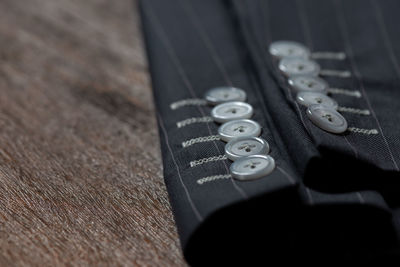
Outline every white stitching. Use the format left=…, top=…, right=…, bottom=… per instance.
left=190, top=0, right=298, bottom=192
left=157, top=113, right=203, bottom=221
left=182, top=135, right=220, bottom=148
left=334, top=0, right=399, bottom=171
left=170, top=98, right=207, bottom=110
left=177, top=0, right=248, bottom=199
left=311, top=51, right=346, bottom=60
left=348, top=127, right=379, bottom=135
left=293, top=0, right=359, bottom=205
left=327, top=88, right=362, bottom=98
left=259, top=0, right=318, bottom=204
left=149, top=2, right=248, bottom=198
left=337, top=106, right=370, bottom=115
left=177, top=116, right=213, bottom=128
left=320, top=69, right=352, bottom=78
left=147, top=3, right=249, bottom=199
left=371, top=0, right=400, bottom=170
left=261, top=0, right=313, bottom=205
left=197, top=174, right=232, bottom=185
left=190, top=155, right=228, bottom=167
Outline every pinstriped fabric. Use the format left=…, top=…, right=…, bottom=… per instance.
left=140, top=1, right=301, bottom=259
left=231, top=0, right=400, bottom=262
left=157, top=113, right=203, bottom=221
left=333, top=0, right=400, bottom=171
left=143, top=4, right=249, bottom=201
left=140, top=0, right=400, bottom=264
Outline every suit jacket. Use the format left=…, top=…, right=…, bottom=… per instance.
left=139, top=0, right=400, bottom=265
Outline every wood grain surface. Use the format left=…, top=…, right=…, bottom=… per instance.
left=0, top=0, right=185, bottom=265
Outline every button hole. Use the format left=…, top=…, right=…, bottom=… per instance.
left=322, top=114, right=333, bottom=122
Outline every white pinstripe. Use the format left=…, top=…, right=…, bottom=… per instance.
left=183, top=0, right=298, bottom=187
left=371, top=0, right=400, bottom=80
left=146, top=4, right=248, bottom=198
left=295, top=0, right=313, bottom=51
left=334, top=0, right=399, bottom=171
left=294, top=0, right=365, bottom=204
left=158, top=113, right=203, bottom=221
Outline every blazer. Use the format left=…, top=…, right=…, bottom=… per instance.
left=139, top=0, right=400, bottom=265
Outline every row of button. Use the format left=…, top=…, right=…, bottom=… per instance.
left=269, top=40, right=348, bottom=134
left=203, top=87, right=275, bottom=181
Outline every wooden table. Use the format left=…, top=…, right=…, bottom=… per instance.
left=0, top=0, right=185, bottom=265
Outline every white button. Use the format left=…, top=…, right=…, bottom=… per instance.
left=279, top=58, right=320, bottom=77
left=306, top=104, right=348, bottom=134
left=218, top=119, right=262, bottom=142
left=296, top=92, right=338, bottom=110
left=225, top=137, right=270, bottom=161
left=269, top=41, right=310, bottom=59
left=230, top=155, right=275, bottom=181
left=204, top=87, right=247, bottom=105
left=211, top=102, right=253, bottom=123
left=288, top=76, right=328, bottom=94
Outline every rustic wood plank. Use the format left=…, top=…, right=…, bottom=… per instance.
left=0, top=0, right=185, bottom=265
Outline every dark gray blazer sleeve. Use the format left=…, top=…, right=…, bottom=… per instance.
left=139, top=0, right=400, bottom=265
